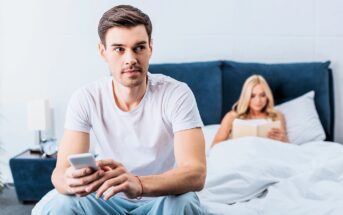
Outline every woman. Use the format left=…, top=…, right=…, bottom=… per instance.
left=212, top=75, right=288, bottom=146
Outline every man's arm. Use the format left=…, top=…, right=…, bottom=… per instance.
left=141, top=127, right=206, bottom=195
left=94, top=127, right=206, bottom=199
left=52, top=130, right=103, bottom=195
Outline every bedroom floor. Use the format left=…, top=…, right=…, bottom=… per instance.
left=0, top=186, right=34, bottom=215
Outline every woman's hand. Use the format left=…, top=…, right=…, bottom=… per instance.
left=268, top=128, right=288, bottom=142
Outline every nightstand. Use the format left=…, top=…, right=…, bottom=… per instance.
left=9, top=149, right=56, bottom=202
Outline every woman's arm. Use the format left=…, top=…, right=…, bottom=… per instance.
left=268, top=111, right=289, bottom=142
left=278, top=112, right=289, bottom=142
left=211, top=111, right=236, bottom=147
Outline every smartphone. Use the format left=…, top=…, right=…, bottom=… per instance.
left=68, top=153, right=98, bottom=170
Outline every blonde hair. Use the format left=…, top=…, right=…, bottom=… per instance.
left=232, top=75, right=278, bottom=120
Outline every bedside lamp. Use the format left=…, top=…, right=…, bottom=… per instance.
left=27, top=99, right=51, bottom=153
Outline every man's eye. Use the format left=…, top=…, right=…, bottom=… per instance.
left=114, top=47, right=124, bottom=52
left=134, top=46, right=145, bottom=53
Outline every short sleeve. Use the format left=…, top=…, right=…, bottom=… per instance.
left=64, top=89, right=92, bottom=133
left=165, top=83, right=203, bottom=133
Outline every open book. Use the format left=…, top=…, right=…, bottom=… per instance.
left=232, top=119, right=281, bottom=139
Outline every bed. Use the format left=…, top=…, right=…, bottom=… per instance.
left=150, top=60, right=334, bottom=141
left=150, top=60, right=341, bottom=215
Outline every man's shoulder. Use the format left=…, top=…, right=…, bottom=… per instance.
left=148, top=73, right=188, bottom=91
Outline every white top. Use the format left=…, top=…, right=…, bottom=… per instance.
left=64, top=73, right=203, bottom=176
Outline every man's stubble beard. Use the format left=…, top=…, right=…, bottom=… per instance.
left=119, top=72, right=147, bottom=88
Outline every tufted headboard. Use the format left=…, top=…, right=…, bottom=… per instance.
left=149, top=60, right=334, bottom=141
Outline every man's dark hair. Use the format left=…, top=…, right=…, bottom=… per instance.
left=98, top=5, right=152, bottom=47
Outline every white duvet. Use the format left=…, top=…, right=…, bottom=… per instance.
left=198, top=137, right=343, bottom=215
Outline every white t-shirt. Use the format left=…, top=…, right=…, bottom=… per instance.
left=65, top=73, right=203, bottom=176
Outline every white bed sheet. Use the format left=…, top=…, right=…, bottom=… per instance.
left=198, top=137, right=343, bottom=215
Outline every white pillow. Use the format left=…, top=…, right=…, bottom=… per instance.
left=275, top=91, right=326, bottom=144
left=202, top=124, right=220, bottom=156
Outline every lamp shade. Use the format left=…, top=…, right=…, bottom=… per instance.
left=27, top=99, right=50, bottom=131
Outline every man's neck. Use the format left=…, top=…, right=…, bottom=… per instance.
left=112, top=79, right=147, bottom=112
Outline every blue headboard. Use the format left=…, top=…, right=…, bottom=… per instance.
left=149, top=60, right=334, bottom=141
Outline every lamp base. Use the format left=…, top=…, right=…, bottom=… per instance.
left=28, top=147, right=44, bottom=155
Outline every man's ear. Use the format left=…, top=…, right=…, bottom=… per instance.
left=98, top=42, right=107, bottom=61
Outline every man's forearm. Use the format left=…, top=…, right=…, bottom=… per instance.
left=51, top=168, right=72, bottom=195
left=139, top=164, right=206, bottom=197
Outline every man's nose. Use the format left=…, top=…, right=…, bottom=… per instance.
left=124, top=50, right=137, bottom=65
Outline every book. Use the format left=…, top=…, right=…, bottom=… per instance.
left=232, top=119, right=281, bottom=139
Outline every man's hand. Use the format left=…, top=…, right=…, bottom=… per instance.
left=268, top=128, right=288, bottom=142
left=64, top=166, right=104, bottom=197
left=87, top=159, right=142, bottom=201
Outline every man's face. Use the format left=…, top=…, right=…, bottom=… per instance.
left=99, top=25, right=152, bottom=88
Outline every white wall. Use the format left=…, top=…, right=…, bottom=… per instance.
left=1, top=0, right=342, bottom=182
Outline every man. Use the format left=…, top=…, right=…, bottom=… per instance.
left=33, top=4, right=206, bottom=215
